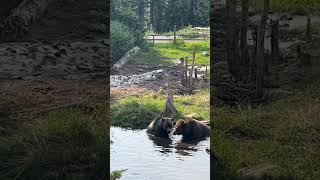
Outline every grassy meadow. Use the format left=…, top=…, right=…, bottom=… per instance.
left=211, top=83, right=320, bottom=179
left=134, top=41, right=210, bottom=65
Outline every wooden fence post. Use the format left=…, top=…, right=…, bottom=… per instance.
left=174, top=25, right=177, bottom=44
left=152, top=35, right=155, bottom=45
left=190, top=48, right=196, bottom=88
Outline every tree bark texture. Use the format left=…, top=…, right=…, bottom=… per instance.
left=256, top=0, right=269, bottom=98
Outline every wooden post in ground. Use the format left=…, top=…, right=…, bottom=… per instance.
left=185, top=57, right=188, bottom=86
left=190, top=48, right=196, bottom=88
left=180, top=58, right=186, bottom=86
left=256, top=0, right=269, bottom=98
left=271, top=19, right=280, bottom=61
left=174, top=25, right=177, bottom=44
left=306, top=15, right=312, bottom=43
left=194, top=68, right=198, bottom=80
left=152, top=35, right=155, bottom=45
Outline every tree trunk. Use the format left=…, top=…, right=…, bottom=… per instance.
left=137, top=0, right=145, bottom=31
left=256, top=0, right=269, bottom=98
left=0, top=0, right=53, bottom=42
left=150, top=0, right=154, bottom=30
left=306, top=15, right=312, bottom=43
left=226, top=0, right=239, bottom=78
left=240, top=0, right=249, bottom=66
left=271, top=19, right=280, bottom=61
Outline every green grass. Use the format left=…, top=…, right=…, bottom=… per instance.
left=135, top=41, right=210, bottom=65
left=0, top=106, right=108, bottom=180
left=211, top=84, right=320, bottom=179
left=251, top=0, right=320, bottom=15
left=146, top=25, right=209, bottom=36
left=110, top=169, right=127, bottom=180
left=111, top=90, right=210, bottom=129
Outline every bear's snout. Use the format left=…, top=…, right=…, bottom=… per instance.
left=173, top=129, right=177, bottom=135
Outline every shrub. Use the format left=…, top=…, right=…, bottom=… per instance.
left=111, top=20, right=135, bottom=64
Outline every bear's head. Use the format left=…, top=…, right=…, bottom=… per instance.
left=160, top=117, right=173, bottom=134
left=172, top=119, right=188, bottom=135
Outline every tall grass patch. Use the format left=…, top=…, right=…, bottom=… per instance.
left=211, top=85, right=320, bottom=179
left=0, top=106, right=108, bottom=180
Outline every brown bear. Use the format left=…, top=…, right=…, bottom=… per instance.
left=147, top=117, right=173, bottom=138
left=173, top=118, right=210, bottom=142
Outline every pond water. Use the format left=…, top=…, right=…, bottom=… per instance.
left=110, top=127, right=210, bottom=180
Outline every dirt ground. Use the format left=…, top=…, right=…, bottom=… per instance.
left=0, top=0, right=108, bottom=120
left=110, top=58, right=210, bottom=99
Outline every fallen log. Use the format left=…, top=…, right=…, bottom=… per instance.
left=0, top=0, right=54, bottom=42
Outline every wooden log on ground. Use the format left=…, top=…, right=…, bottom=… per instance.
left=0, top=0, right=55, bottom=42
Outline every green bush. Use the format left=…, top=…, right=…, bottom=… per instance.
left=111, top=20, right=135, bottom=64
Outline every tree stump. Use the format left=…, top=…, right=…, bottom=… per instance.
left=163, top=79, right=178, bottom=117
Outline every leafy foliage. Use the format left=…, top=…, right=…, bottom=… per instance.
left=110, top=20, right=135, bottom=64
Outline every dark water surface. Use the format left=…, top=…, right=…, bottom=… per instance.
left=110, top=127, right=210, bottom=180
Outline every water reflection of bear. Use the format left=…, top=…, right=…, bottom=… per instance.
left=146, top=117, right=210, bottom=156
left=147, top=132, right=201, bottom=156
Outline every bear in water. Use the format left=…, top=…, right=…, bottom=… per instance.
left=147, top=117, right=173, bottom=138
left=173, top=118, right=210, bottom=142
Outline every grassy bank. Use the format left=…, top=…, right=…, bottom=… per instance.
left=0, top=106, right=108, bottom=180
left=111, top=90, right=209, bottom=129
left=211, top=84, right=320, bottom=179
left=135, top=41, right=210, bottom=65
left=251, top=0, right=320, bottom=15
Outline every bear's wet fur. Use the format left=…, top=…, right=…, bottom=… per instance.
left=147, top=117, right=173, bottom=138
left=173, top=118, right=210, bottom=142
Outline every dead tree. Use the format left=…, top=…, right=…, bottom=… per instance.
left=163, top=76, right=178, bottom=117
left=0, top=0, right=54, bottom=41
left=306, top=15, right=312, bottom=43
left=240, top=0, right=249, bottom=66
left=256, top=0, right=269, bottom=98
left=271, top=19, right=280, bottom=61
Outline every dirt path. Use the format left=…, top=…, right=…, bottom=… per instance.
left=0, top=0, right=108, bottom=120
